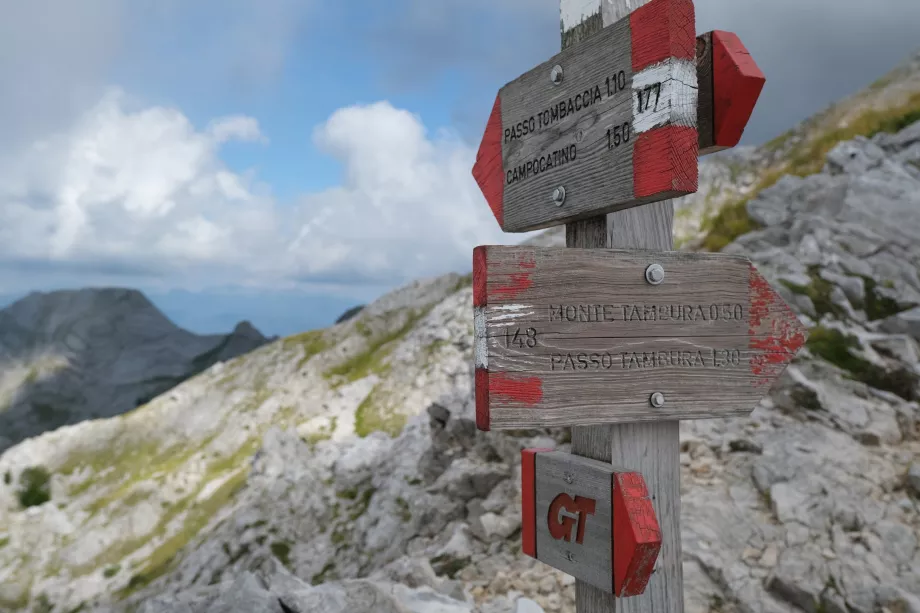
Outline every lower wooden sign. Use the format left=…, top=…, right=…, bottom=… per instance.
left=473, top=246, right=808, bottom=430
left=522, top=449, right=661, bottom=596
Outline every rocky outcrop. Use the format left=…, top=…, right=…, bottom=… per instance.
left=0, top=288, right=269, bottom=452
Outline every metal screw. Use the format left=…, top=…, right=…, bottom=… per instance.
left=645, top=263, right=665, bottom=285
left=650, top=392, right=665, bottom=408
left=552, top=186, right=566, bottom=207
left=652, top=557, right=662, bottom=574
left=550, top=64, right=564, bottom=85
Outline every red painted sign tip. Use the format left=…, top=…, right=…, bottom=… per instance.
left=613, top=472, right=662, bottom=597
left=472, top=95, right=505, bottom=229
left=712, top=30, right=766, bottom=148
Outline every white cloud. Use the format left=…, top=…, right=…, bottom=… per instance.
left=0, top=93, right=519, bottom=294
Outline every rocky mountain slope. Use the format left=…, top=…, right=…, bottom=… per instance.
left=2, top=55, right=920, bottom=613
left=0, top=288, right=270, bottom=453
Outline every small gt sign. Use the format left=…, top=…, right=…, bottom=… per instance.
left=521, top=449, right=662, bottom=597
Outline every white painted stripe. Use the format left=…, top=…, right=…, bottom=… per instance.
left=474, top=307, right=488, bottom=369
left=632, top=58, right=698, bottom=134
left=491, top=303, right=536, bottom=322
left=560, top=0, right=601, bottom=32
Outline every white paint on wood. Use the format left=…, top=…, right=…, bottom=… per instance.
left=632, top=59, right=698, bottom=133
left=560, top=0, right=601, bottom=31
left=474, top=306, right=488, bottom=369
left=492, top=304, right=537, bottom=322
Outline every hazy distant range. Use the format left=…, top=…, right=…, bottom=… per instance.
left=0, top=287, right=377, bottom=338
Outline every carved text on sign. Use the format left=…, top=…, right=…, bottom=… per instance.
left=471, top=0, right=700, bottom=233
left=548, top=494, right=597, bottom=544
left=473, top=246, right=808, bottom=430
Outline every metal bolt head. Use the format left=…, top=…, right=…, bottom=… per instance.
left=550, top=64, right=564, bottom=85
left=650, top=392, right=665, bottom=408
left=645, top=263, right=665, bottom=285
left=552, top=186, right=566, bottom=206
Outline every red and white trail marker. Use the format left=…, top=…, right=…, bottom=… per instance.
left=470, top=0, right=765, bottom=233
left=473, top=246, right=807, bottom=431
left=521, top=449, right=662, bottom=597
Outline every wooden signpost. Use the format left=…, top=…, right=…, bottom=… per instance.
left=472, top=246, right=806, bottom=429
left=472, top=0, right=765, bottom=233
left=469, top=0, right=787, bottom=611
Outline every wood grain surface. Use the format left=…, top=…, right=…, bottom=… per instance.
left=522, top=450, right=661, bottom=596
left=472, top=0, right=699, bottom=233
left=473, top=246, right=807, bottom=429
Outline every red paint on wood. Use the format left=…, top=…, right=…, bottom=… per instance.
left=475, top=368, right=491, bottom=431
left=490, top=372, right=544, bottom=406
left=473, top=246, right=488, bottom=307
left=521, top=448, right=553, bottom=558
left=748, top=265, right=807, bottom=387
left=472, top=95, right=505, bottom=229
left=633, top=126, right=699, bottom=198
left=612, top=472, right=662, bottom=597
left=630, top=0, right=695, bottom=72
left=712, top=31, right=765, bottom=148
left=490, top=250, right=536, bottom=301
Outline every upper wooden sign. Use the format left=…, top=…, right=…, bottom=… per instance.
left=473, top=246, right=808, bottom=431
left=522, top=449, right=661, bottom=597
left=472, top=0, right=700, bottom=233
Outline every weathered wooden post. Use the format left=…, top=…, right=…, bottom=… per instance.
left=470, top=0, right=792, bottom=612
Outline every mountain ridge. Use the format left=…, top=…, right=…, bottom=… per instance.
left=0, top=287, right=271, bottom=453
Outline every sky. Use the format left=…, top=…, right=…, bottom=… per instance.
left=1, top=0, right=919, bottom=337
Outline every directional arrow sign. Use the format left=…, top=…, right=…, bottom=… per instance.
left=471, top=0, right=766, bottom=233
left=697, top=30, right=766, bottom=155
left=472, top=0, right=699, bottom=234
left=522, top=449, right=662, bottom=597
left=473, top=246, right=808, bottom=431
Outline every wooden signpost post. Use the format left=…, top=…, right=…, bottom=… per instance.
left=469, top=0, right=790, bottom=611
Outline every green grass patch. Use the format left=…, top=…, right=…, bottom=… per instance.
left=779, top=270, right=846, bottom=320
left=303, top=416, right=337, bottom=448
left=424, top=339, right=448, bottom=358
left=323, top=307, right=430, bottom=386
left=763, top=129, right=794, bottom=152
left=0, top=536, right=9, bottom=549
left=785, top=92, right=920, bottom=178
left=430, top=554, right=469, bottom=579
left=349, top=486, right=376, bottom=521
left=4, top=470, right=10, bottom=485
left=82, top=438, right=257, bottom=594
left=103, top=565, right=121, bottom=578
left=118, top=467, right=248, bottom=598
left=807, top=327, right=918, bottom=401
left=395, top=497, right=411, bottom=522
left=699, top=198, right=761, bottom=252
left=281, top=330, right=329, bottom=370
left=862, top=277, right=907, bottom=321
left=454, top=272, right=473, bottom=291
left=354, top=388, right=407, bottom=438
left=270, top=541, right=292, bottom=569
left=33, top=594, right=54, bottom=613
left=311, top=561, right=337, bottom=585
left=17, top=466, right=51, bottom=508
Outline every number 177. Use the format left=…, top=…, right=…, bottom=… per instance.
left=636, top=82, right=661, bottom=113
